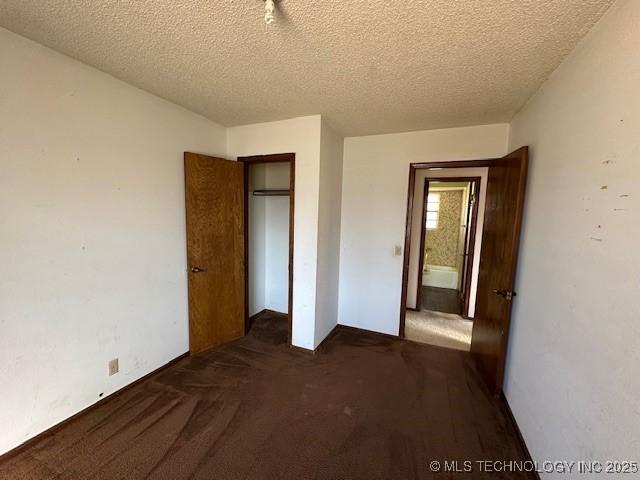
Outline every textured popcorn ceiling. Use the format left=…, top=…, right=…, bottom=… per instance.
left=0, top=1, right=613, bottom=135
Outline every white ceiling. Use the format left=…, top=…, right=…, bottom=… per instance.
left=0, top=1, right=613, bottom=136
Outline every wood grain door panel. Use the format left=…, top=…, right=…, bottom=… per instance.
left=471, top=147, right=528, bottom=395
left=185, top=152, right=245, bottom=353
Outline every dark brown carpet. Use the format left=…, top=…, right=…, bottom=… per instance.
left=0, top=313, right=532, bottom=479
left=422, top=286, right=462, bottom=315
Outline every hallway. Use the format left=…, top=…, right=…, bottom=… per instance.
left=421, top=286, right=463, bottom=315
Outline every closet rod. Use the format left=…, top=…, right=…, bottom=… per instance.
left=252, top=189, right=290, bottom=197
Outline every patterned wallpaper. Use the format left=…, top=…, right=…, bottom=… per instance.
left=424, top=190, right=463, bottom=268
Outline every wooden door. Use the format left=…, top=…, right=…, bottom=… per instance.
left=470, top=147, right=528, bottom=395
left=184, top=152, right=245, bottom=353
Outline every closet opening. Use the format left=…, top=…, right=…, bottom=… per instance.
left=240, top=153, right=295, bottom=345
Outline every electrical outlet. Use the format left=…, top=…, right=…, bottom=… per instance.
left=108, top=358, right=119, bottom=376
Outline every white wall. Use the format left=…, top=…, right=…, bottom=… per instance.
left=0, top=28, right=227, bottom=455
left=338, top=124, right=508, bottom=335
left=505, top=0, right=640, bottom=472
left=264, top=163, right=290, bottom=313
left=227, top=116, right=323, bottom=349
left=248, top=164, right=267, bottom=316
left=314, top=120, right=344, bottom=347
left=406, top=168, right=488, bottom=317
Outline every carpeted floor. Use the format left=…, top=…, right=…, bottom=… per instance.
left=0, top=313, right=533, bottom=479
left=405, top=310, right=473, bottom=352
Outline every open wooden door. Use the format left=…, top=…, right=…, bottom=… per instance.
left=185, top=152, right=245, bottom=353
left=471, top=147, right=528, bottom=395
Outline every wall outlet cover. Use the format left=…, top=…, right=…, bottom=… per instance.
left=108, top=358, right=119, bottom=376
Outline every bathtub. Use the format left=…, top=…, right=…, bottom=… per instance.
left=422, top=264, right=459, bottom=290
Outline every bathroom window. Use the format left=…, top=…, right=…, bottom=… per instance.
left=425, top=192, right=440, bottom=230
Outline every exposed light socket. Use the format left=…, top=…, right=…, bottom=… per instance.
left=108, top=358, right=119, bottom=376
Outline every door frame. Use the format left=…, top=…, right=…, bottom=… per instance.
left=415, top=176, right=481, bottom=318
left=399, top=159, right=495, bottom=338
left=238, top=153, right=295, bottom=345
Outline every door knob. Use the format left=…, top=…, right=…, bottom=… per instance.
left=493, top=289, right=516, bottom=300
left=191, top=266, right=206, bottom=273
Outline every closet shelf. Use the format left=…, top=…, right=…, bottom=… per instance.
left=252, top=189, right=290, bottom=197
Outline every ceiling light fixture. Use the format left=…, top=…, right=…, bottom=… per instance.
left=264, top=0, right=275, bottom=25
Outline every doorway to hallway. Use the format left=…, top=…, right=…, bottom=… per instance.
left=399, top=148, right=529, bottom=395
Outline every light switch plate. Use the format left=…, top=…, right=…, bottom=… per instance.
left=394, top=245, right=403, bottom=256
left=108, top=358, right=119, bottom=376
